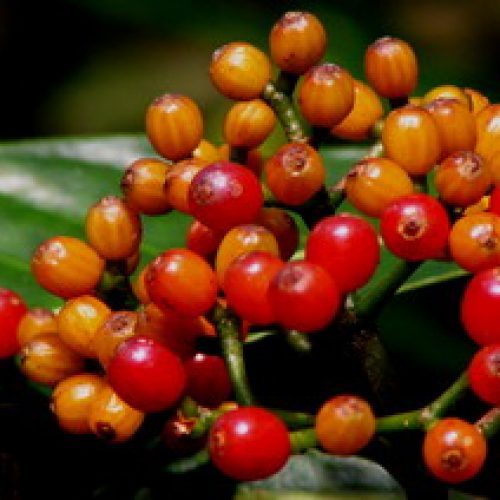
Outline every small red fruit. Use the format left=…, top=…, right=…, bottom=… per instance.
left=468, top=344, right=500, bottom=405
left=0, top=288, right=27, bottom=358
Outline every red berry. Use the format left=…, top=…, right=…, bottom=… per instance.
left=108, top=336, right=186, bottom=413
left=306, top=214, right=380, bottom=293
left=208, top=407, right=290, bottom=481
left=268, top=260, right=341, bottom=333
left=461, top=267, right=500, bottom=345
left=380, top=194, right=450, bottom=261
left=0, top=289, right=27, bottom=358
left=489, top=185, right=500, bottom=215
left=468, top=344, right=500, bottom=405
left=188, top=161, right=263, bottom=233
left=184, top=353, right=232, bottom=408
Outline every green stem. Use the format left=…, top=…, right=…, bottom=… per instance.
left=285, top=330, right=312, bottom=354
left=164, top=449, right=210, bottom=474
left=96, top=262, right=138, bottom=311
left=262, top=82, right=306, bottom=143
left=476, top=407, right=500, bottom=439
left=271, top=409, right=315, bottom=429
left=213, top=306, right=255, bottom=406
left=376, top=371, right=469, bottom=433
left=290, top=428, right=318, bottom=453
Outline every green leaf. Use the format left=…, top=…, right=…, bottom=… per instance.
left=235, top=450, right=405, bottom=500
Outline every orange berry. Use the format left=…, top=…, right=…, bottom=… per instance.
left=435, top=151, right=491, bottom=208
left=365, top=37, right=418, bottom=99
left=476, top=104, right=500, bottom=161
left=265, top=142, right=326, bottom=206
left=464, top=88, right=490, bottom=115
left=132, top=266, right=150, bottom=304
left=17, top=307, right=58, bottom=347
left=57, top=295, right=111, bottom=358
left=299, top=63, right=354, bottom=128
left=426, top=98, right=476, bottom=160
left=315, top=395, right=376, bottom=455
left=32, top=236, right=105, bottom=299
left=51, top=374, right=105, bottom=434
left=164, top=158, right=206, bottom=214
left=486, top=150, right=500, bottom=185
left=193, top=139, right=223, bottom=163
left=449, top=212, right=500, bottom=272
left=269, top=11, right=327, bottom=75
left=422, top=84, right=469, bottom=108
left=146, top=94, right=203, bottom=161
left=223, top=99, right=276, bottom=148
left=88, top=383, right=144, bottom=443
left=92, top=310, right=138, bottom=368
left=345, top=157, right=414, bottom=217
left=124, top=250, right=140, bottom=276
left=210, top=42, right=271, bottom=100
left=20, top=335, right=84, bottom=386
left=256, top=207, right=299, bottom=260
left=382, top=105, right=441, bottom=176
left=215, top=224, right=280, bottom=286
left=85, top=196, right=142, bottom=261
left=120, top=158, right=171, bottom=216
left=331, top=80, right=384, bottom=141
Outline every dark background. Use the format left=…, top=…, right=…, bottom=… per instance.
left=0, top=0, right=498, bottom=142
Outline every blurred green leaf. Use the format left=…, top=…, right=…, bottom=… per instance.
left=235, top=450, right=404, bottom=499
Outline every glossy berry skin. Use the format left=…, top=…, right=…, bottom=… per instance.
left=57, top=295, right=111, bottom=358
left=461, top=267, right=500, bottom=345
left=132, top=266, right=150, bottom=304
left=108, top=336, right=186, bottom=413
left=92, top=310, right=138, bottom=368
left=184, top=353, right=232, bottom=408
left=306, top=214, right=380, bottom=293
left=146, top=94, right=203, bottom=161
left=345, top=157, right=414, bottom=218
left=51, top=374, right=105, bottom=434
left=146, top=248, right=217, bottom=317
left=89, top=383, right=145, bottom=443
left=256, top=208, right=299, bottom=261
left=315, top=395, right=376, bottom=455
left=476, top=104, right=500, bottom=162
left=186, top=219, right=223, bottom=259
left=215, top=224, right=279, bottom=286
left=32, top=236, right=105, bottom=299
left=449, top=213, right=500, bottom=273
left=464, top=88, right=490, bottom=115
left=20, top=335, right=84, bottom=386
left=0, top=288, right=27, bottom=358
left=85, top=196, right=142, bottom=261
left=223, top=99, right=276, bottom=148
left=265, top=143, right=325, bottom=206
left=121, top=158, right=171, bottom=215
left=299, top=63, right=354, bottom=128
left=331, top=80, right=384, bottom=141
left=164, top=158, right=207, bottom=214
left=268, top=260, right=341, bottom=333
left=380, top=194, right=450, bottom=261
left=17, top=307, right=57, bottom=348
left=269, top=11, right=327, bottom=75
left=422, top=84, right=469, bottom=108
left=468, top=344, right=500, bottom=405
left=208, top=407, right=291, bottom=481
left=188, top=161, right=263, bottom=233
left=224, top=251, right=284, bottom=325
left=425, top=98, right=476, bottom=160
left=364, top=37, right=418, bottom=99
left=192, top=139, right=223, bottom=164
left=434, top=151, right=491, bottom=208
left=210, top=42, right=271, bottom=100
left=382, top=105, right=441, bottom=176
left=423, top=418, right=487, bottom=484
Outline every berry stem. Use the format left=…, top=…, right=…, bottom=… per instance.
left=164, top=448, right=210, bottom=474
left=284, top=329, right=312, bottom=353
left=476, top=407, right=500, bottom=439
left=271, top=409, right=315, bottom=429
left=262, top=82, right=306, bottom=143
left=376, top=371, right=469, bottom=433
left=290, top=427, right=318, bottom=453
left=213, top=305, right=255, bottom=406
left=96, top=263, right=138, bottom=311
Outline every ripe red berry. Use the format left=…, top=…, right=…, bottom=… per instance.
left=468, top=344, right=500, bottom=405
left=380, top=194, right=450, bottom=261
left=184, top=353, right=232, bottom=408
left=145, top=248, right=218, bottom=318
left=423, top=418, right=487, bottom=484
left=208, top=407, right=291, bottom=481
left=268, top=260, right=341, bottom=333
left=461, top=267, right=500, bottom=345
left=306, top=214, right=380, bottom=293
left=0, top=288, right=27, bottom=358
left=108, top=336, right=186, bottom=413
left=188, top=161, right=263, bottom=233
left=186, top=219, right=223, bottom=259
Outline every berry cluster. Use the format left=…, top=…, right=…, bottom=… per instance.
left=2, top=9, right=500, bottom=492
